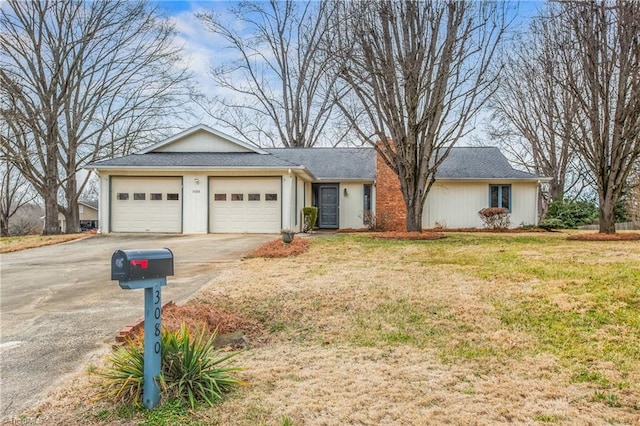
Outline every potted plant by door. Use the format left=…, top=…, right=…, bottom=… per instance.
left=281, top=229, right=295, bottom=244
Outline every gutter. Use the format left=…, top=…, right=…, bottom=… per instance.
left=85, top=165, right=317, bottom=181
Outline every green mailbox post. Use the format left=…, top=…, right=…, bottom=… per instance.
left=111, top=248, right=174, bottom=410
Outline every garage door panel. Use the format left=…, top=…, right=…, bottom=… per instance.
left=111, top=177, right=182, bottom=233
left=209, top=177, right=281, bottom=233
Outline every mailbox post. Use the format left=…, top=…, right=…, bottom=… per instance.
left=111, top=248, right=174, bottom=410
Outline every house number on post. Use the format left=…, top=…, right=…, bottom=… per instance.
left=111, top=248, right=174, bottom=410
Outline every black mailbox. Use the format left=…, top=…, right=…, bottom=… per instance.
left=111, top=248, right=174, bottom=282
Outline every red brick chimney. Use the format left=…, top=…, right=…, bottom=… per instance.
left=375, top=146, right=406, bottom=231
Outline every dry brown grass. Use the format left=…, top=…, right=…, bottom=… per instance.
left=0, top=233, right=89, bottom=253
left=24, top=233, right=640, bottom=425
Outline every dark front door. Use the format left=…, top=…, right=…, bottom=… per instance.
left=318, top=184, right=339, bottom=228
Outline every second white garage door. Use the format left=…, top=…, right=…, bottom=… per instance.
left=209, top=177, right=281, bottom=233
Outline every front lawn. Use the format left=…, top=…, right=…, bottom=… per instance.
left=30, top=232, right=640, bottom=425
left=0, top=233, right=87, bottom=253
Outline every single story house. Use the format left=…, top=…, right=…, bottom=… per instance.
left=88, top=124, right=546, bottom=234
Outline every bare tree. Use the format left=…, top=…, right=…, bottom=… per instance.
left=487, top=12, right=593, bottom=219
left=197, top=0, right=343, bottom=147
left=1, top=157, right=36, bottom=237
left=626, top=164, right=640, bottom=226
left=553, top=1, right=640, bottom=234
left=0, top=0, right=193, bottom=234
left=332, top=1, right=508, bottom=231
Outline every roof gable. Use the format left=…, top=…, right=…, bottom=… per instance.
left=138, top=124, right=267, bottom=154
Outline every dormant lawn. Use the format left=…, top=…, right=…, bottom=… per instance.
left=32, top=232, right=640, bottom=425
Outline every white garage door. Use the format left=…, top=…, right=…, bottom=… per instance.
left=209, top=177, right=281, bottom=233
left=111, top=177, right=182, bottom=233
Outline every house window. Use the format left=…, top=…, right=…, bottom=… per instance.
left=151, top=193, right=162, bottom=200
left=214, top=193, right=226, bottom=201
left=134, top=193, right=146, bottom=201
left=167, top=193, right=179, bottom=201
left=248, top=193, right=260, bottom=201
left=265, top=193, right=278, bottom=201
left=117, top=193, right=129, bottom=200
left=231, top=193, right=243, bottom=201
left=489, top=185, right=511, bottom=211
left=363, top=184, right=372, bottom=224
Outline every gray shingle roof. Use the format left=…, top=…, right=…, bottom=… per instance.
left=88, top=146, right=541, bottom=181
left=90, top=152, right=299, bottom=168
left=266, top=148, right=376, bottom=180
left=435, top=147, right=541, bottom=179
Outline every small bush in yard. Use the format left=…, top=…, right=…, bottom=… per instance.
left=478, top=207, right=510, bottom=229
left=545, top=199, right=598, bottom=228
left=302, top=206, right=318, bottom=232
left=538, top=217, right=566, bottom=230
left=94, top=324, right=244, bottom=409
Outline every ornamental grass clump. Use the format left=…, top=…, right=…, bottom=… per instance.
left=94, top=324, right=245, bottom=408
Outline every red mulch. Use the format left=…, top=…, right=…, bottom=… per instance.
left=245, top=237, right=309, bottom=258
left=161, top=302, right=263, bottom=337
left=130, top=302, right=268, bottom=346
left=567, top=232, right=640, bottom=241
left=423, top=227, right=549, bottom=233
left=371, top=231, right=446, bottom=240
left=339, top=227, right=549, bottom=234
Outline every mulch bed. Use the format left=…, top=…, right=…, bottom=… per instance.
left=245, top=237, right=309, bottom=258
left=567, top=232, right=640, bottom=241
left=423, top=227, right=549, bottom=233
left=371, top=231, right=446, bottom=240
left=129, top=302, right=268, bottom=347
left=161, top=302, right=264, bottom=338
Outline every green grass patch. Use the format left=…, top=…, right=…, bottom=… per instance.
left=349, top=299, right=443, bottom=348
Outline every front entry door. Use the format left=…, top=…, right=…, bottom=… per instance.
left=318, top=184, right=339, bottom=228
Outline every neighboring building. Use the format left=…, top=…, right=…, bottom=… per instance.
left=57, top=201, right=99, bottom=233
left=88, top=124, right=546, bottom=234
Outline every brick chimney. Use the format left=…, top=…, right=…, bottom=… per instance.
left=375, top=146, right=406, bottom=231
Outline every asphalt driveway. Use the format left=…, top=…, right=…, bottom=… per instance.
left=0, top=233, right=274, bottom=421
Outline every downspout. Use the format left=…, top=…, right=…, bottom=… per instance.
left=535, top=180, right=541, bottom=226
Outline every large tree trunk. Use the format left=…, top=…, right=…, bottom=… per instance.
left=63, top=156, right=80, bottom=234
left=404, top=197, right=424, bottom=232
left=598, top=201, right=616, bottom=234
left=42, top=137, right=60, bottom=235
left=0, top=216, right=8, bottom=237
left=598, top=183, right=618, bottom=234
left=43, top=193, right=60, bottom=235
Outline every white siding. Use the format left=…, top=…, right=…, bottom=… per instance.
left=423, top=181, right=539, bottom=229
left=154, top=129, right=252, bottom=153
left=339, top=183, right=368, bottom=229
